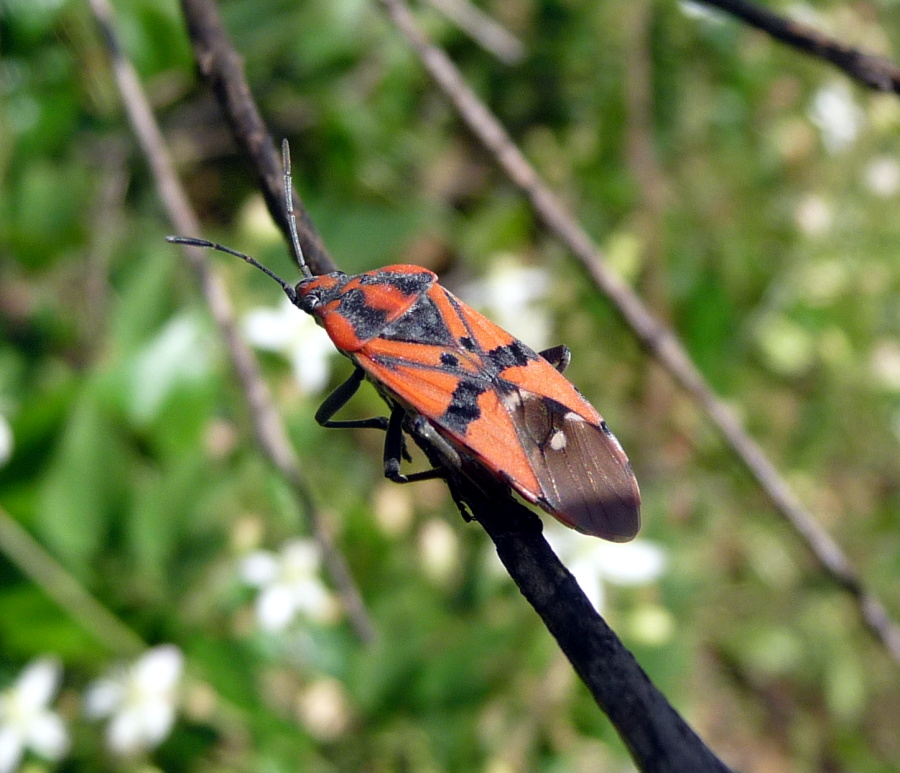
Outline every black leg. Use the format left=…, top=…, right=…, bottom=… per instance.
left=539, top=344, right=571, bottom=374
left=383, top=408, right=448, bottom=484
left=408, top=415, right=461, bottom=468
left=315, top=367, right=389, bottom=431
left=383, top=405, right=407, bottom=482
left=445, top=474, right=475, bottom=522
left=384, top=410, right=475, bottom=528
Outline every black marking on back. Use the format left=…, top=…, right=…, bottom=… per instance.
left=485, top=340, right=537, bottom=371
left=440, top=378, right=487, bottom=433
left=338, top=288, right=390, bottom=341
left=359, top=269, right=434, bottom=297
left=382, top=296, right=456, bottom=346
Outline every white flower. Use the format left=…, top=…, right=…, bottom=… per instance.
left=417, top=518, right=460, bottom=584
left=809, top=82, right=863, bottom=153
left=871, top=340, right=900, bottom=391
left=463, top=256, right=553, bottom=352
left=0, top=414, right=12, bottom=468
left=863, top=156, right=900, bottom=198
left=296, top=678, right=351, bottom=741
left=243, top=297, right=334, bottom=394
left=240, top=539, right=337, bottom=631
left=794, top=194, right=832, bottom=236
left=0, top=658, right=68, bottom=773
left=677, top=0, right=725, bottom=23
left=544, top=525, right=667, bottom=613
left=84, top=645, right=183, bottom=756
left=131, top=313, right=212, bottom=423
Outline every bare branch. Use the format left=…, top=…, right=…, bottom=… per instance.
left=179, top=0, right=335, bottom=276
left=0, top=506, right=145, bottom=656
left=375, top=0, right=900, bottom=664
left=428, top=457, right=735, bottom=771
left=489, top=522, right=732, bottom=772
left=424, top=0, right=524, bottom=65
left=163, top=1, right=741, bottom=765
left=0, top=506, right=257, bottom=741
left=694, top=0, right=900, bottom=93
left=87, top=0, right=375, bottom=645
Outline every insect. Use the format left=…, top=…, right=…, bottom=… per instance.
left=168, top=143, right=640, bottom=541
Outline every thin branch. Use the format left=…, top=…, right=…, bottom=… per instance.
left=375, top=0, right=900, bottom=664
left=424, top=0, right=524, bottom=65
left=0, top=505, right=257, bottom=767
left=432, top=462, right=735, bottom=772
left=179, top=0, right=334, bottom=276
left=694, top=0, right=900, bottom=93
left=87, top=0, right=375, bottom=645
left=167, top=1, right=736, bottom=765
left=0, top=506, right=146, bottom=656
left=82, top=137, right=129, bottom=350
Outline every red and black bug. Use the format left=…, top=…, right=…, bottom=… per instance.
left=168, top=143, right=640, bottom=541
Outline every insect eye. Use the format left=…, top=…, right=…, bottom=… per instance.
left=296, top=284, right=322, bottom=310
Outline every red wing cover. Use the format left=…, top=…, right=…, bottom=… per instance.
left=352, top=284, right=641, bottom=541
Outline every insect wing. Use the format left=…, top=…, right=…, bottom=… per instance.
left=350, top=278, right=640, bottom=541
left=503, top=387, right=640, bottom=541
left=358, top=330, right=544, bottom=500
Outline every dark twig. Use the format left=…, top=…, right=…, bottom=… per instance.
left=433, top=462, right=735, bottom=772
left=169, top=0, right=738, bottom=764
left=376, top=0, right=900, bottom=664
left=694, top=0, right=900, bottom=93
left=87, top=0, right=375, bottom=644
left=179, top=0, right=335, bottom=276
left=408, top=415, right=733, bottom=769
left=488, top=521, right=732, bottom=772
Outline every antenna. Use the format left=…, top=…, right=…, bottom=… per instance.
left=165, top=235, right=297, bottom=302
left=282, top=139, right=312, bottom=280
left=166, top=139, right=319, bottom=300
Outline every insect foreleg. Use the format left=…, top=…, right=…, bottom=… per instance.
left=539, top=345, right=571, bottom=374
left=315, top=367, right=389, bottom=431
left=407, top=415, right=462, bottom=470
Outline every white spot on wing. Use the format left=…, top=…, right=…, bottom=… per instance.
left=549, top=429, right=567, bottom=451
left=563, top=411, right=585, bottom=423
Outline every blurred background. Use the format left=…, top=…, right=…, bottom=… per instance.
left=1, top=0, right=900, bottom=770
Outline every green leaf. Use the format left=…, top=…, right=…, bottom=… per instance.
left=36, top=386, right=129, bottom=577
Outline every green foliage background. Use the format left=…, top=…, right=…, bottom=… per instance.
left=2, top=0, right=900, bottom=770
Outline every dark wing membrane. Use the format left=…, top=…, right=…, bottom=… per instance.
left=503, top=388, right=641, bottom=542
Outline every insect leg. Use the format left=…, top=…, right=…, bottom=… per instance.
left=539, top=345, right=571, bottom=374
left=383, top=410, right=477, bottom=526
left=315, top=367, right=389, bottom=431
left=444, top=476, right=475, bottom=522
left=408, top=415, right=462, bottom=469
left=383, top=408, right=447, bottom=483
